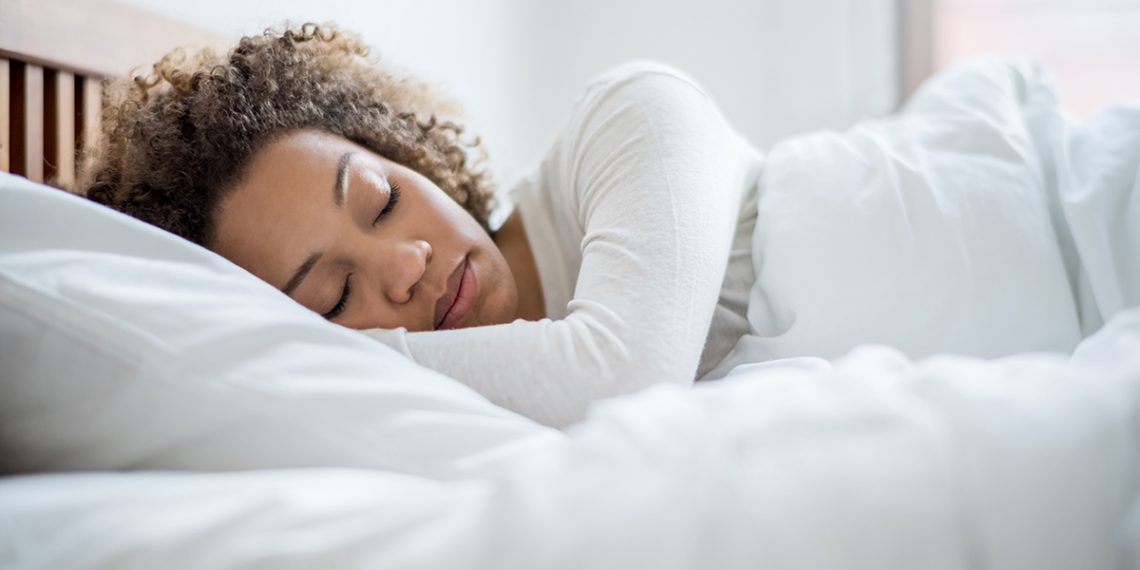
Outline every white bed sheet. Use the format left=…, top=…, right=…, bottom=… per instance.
left=2, top=306, right=1137, bottom=569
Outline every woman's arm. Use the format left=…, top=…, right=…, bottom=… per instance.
left=364, top=62, right=754, bottom=427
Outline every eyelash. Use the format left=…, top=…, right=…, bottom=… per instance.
left=323, top=275, right=352, bottom=320
left=324, top=183, right=401, bottom=320
left=372, top=183, right=401, bottom=226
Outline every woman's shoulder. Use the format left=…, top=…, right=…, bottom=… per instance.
left=574, top=60, right=713, bottom=111
left=508, top=59, right=726, bottom=225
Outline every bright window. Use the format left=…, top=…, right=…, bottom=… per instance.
left=902, top=0, right=1140, bottom=116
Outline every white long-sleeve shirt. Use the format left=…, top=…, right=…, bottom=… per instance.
left=363, top=61, right=765, bottom=428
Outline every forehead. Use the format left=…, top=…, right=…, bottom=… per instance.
left=210, top=130, right=368, bottom=287
left=249, top=130, right=358, bottom=177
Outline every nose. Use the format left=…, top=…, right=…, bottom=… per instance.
left=383, top=239, right=432, bottom=304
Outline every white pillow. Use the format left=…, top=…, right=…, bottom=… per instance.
left=0, top=172, right=560, bottom=478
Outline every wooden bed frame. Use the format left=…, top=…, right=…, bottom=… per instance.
left=0, top=0, right=228, bottom=189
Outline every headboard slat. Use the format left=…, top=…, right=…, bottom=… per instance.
left=10, top=61, right=46, bottom=183
left=44, top=69, right=76, bottom=187
left=0, top=59, right=9, bottom=172
left=78, top=77, right=102, bottom=177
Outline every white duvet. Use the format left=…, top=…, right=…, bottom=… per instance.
left=712, top=58, right=1140, bottom=375
left=2, top=311, right=1138, bottom=568
left=2, top=60, right=1138, bottom=569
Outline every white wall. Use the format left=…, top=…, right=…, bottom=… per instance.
left=118, top=0, right=898, bottom=200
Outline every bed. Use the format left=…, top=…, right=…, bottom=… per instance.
left=2, top=2, right=1139, bottom=569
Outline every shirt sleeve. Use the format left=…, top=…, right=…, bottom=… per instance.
left=362, top=61, right=751, bottom=428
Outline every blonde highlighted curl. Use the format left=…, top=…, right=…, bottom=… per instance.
left=78, top=22, right=497, bottom=246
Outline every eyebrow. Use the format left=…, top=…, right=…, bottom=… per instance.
left=333, top=151, right=355, bottom=208
left=281, top=252, right=321, bottom=296
left=280, top=151, right=354, bottom=295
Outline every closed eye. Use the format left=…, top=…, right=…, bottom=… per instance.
left=322, top=274, right=351, bottom=320
left=372, top=183, right=401, bottom=226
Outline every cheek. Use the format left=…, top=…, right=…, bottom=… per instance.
left=480, top=261, right=520, bottom=325
left=425, top=186, right=484, bottom=234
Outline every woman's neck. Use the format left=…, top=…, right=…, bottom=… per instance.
left=493, top=209, right=545, bottom=321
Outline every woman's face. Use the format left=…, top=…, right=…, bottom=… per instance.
left=211, top=129, right=519, bottom=331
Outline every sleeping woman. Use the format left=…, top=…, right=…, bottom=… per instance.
left=79, top=24, right=1139, bottom=427
left=79, top=23, right=760, bottom=427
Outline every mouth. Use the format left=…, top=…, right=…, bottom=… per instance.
left=434, top=255, right=474, bottom=330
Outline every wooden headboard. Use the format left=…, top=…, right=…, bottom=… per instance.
left=0, top=0, right=230, bottom=189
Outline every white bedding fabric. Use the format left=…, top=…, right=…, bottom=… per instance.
left=2, top=58, right=1139, bottom=568
left=709, top=58, right=1140, bottom=376
left=2, top=307, right=1138, bottom=569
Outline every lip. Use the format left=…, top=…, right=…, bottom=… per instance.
left=434, top=255, right=477, bottom=330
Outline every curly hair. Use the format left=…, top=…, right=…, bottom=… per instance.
left=77, top=22, right=498, bottom=246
